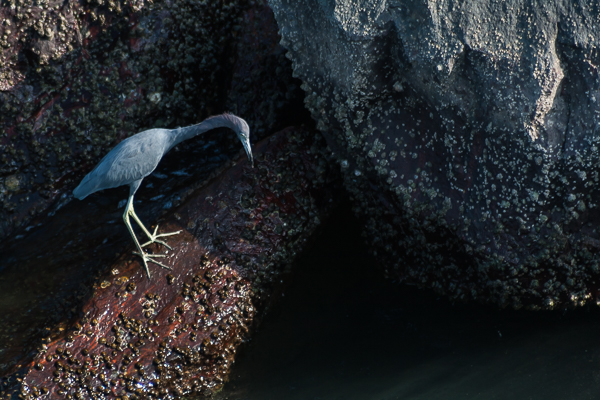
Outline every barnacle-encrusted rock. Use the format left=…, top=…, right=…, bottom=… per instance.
left=268, top=0, right=600, bottom=309
left=0, top=126, right=338, bottom=399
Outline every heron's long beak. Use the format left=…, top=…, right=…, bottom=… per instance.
left=242, top=138, right=254, bottom=168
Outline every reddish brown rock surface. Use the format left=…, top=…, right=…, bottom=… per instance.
left=0, top=126, right=338, bottom=399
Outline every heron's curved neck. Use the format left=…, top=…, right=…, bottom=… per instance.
left=169, top=114, right=238, bottom=149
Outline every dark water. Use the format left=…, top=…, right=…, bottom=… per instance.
left=214, top=207, right=600, bottom=400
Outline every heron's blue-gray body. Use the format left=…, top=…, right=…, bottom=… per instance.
left=73, top=113, right=253, bottom=278
left=74, top=129, right=173, bottom=200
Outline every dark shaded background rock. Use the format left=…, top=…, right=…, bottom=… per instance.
left=268, top=0, right=600, bottom=309
left=0, top=126, right=338, bottom=399
left=0, top=0, right=304, bottom=243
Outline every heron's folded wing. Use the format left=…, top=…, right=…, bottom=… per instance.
left=74, top=129, right=170, bottom=198
left=103, top=135, right=167, bottom=187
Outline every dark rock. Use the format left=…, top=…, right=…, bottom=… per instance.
left=0, top=126, right=339, bottom=399
left=268, top=0, right=600, bottom=309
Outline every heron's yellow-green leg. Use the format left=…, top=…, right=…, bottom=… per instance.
left=124, top=195, right=172, bottom=278
left=126, top=201, right=182, bottom=249
left=140, top=224, right=183, bottom=248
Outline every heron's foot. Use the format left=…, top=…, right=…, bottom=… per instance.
left=141, top=224, right=183, bottom=249
left=133, top=251, right=172, bottom=278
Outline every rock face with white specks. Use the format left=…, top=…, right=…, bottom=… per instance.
left=268, top=0, right=600, bottom=309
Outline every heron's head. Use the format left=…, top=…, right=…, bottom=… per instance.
left=232, top=116, right=253, bottom=167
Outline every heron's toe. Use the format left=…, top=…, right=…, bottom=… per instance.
left=133, top=251, right=173, bottom=276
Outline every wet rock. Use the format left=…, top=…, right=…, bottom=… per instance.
left=0, top=126, right=339, bottom=399
left=268, top=0, right=600, bottom=309
left=0, top=0, right=304, bottom=245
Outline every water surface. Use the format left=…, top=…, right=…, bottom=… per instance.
left=214, top=208, right=600, bottom=400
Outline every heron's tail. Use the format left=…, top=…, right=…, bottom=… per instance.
left=73, top=174, right=96, bottom=200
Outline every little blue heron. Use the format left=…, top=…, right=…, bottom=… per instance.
left=73, top=113, right=253, bottom=278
